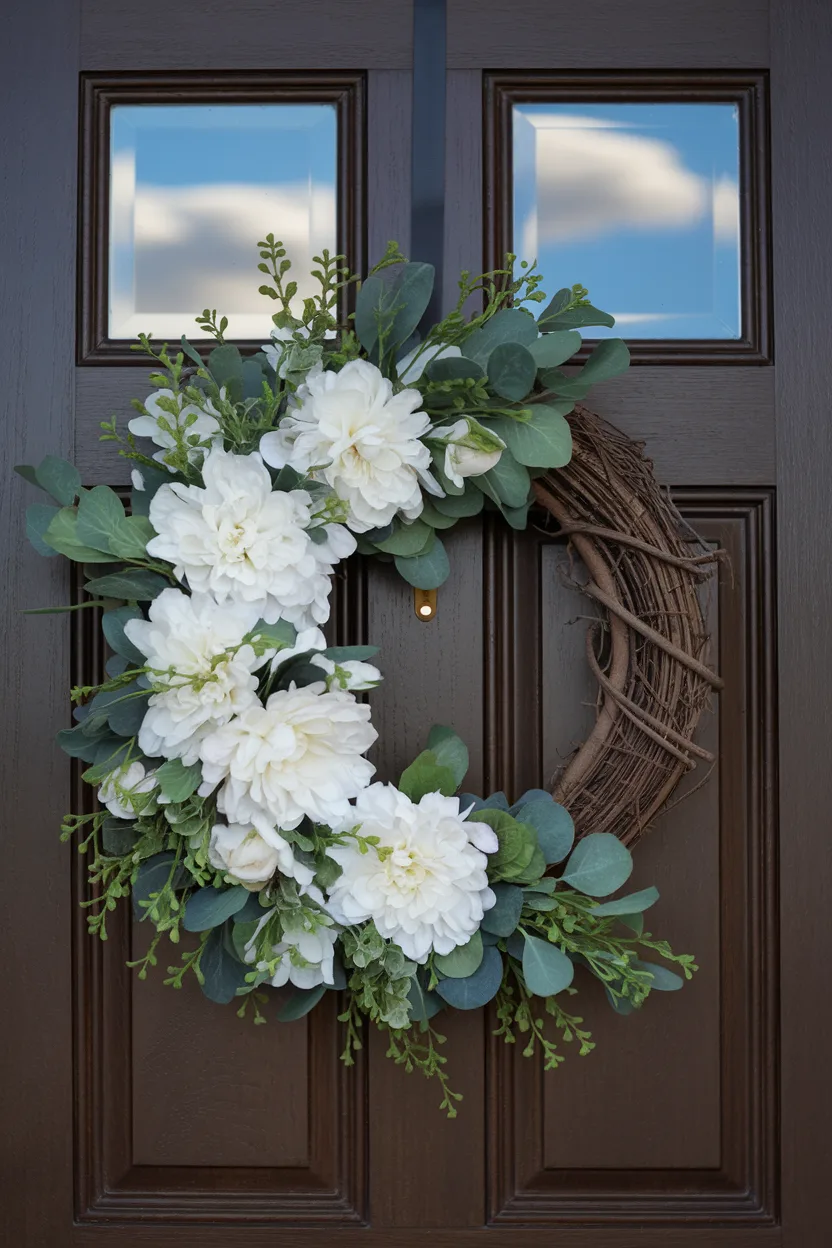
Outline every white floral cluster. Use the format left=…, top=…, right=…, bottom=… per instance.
left=100, top=348, right=501, bottom=995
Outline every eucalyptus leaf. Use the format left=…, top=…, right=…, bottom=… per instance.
left=464, top=308, right=539, bottom=364
left=394, top=537, right=450, bottom=589
left=521, top=933, right=575, bottom=997
left=431, top=488, right=484, bottom=519
left=619, top=912, right=645, bottom=935
left=101, top=606, right=145, bottom=665
left=107, top=686, right=151, bottom=737
left=426, top=355, right=485, bottom=382
left=155, top=757, right=203, bottom=803
left=101, top=817, right=138, bottom=857
left=479, top=448, right=530, bottom=509
left=25, top=503, right=61, bottom=557
left=634, top=960, right=684, bottom=991
left=434, top=930, right=483, bottom=978
left=435, top=944, right=503, bottom=1009
left=132, top=851, right=177, bottom=911
left=200, top=925, right=251, bottom=1004
left=481, top=882, right=524, bottom=937
left=418, top=499, right=458, bottom=529
left=510, top=789, right=555, bottom=814
left=529, top=330, right=582, bottom=369
left=322, top=645, right=380, bottom=662
left=560, top=832, right=633, bottom=897
left=489, top=403, right=573, bottom=469
left=84, top=568, right=170, bottom=601
left=426, top=724, right=469, bottom=788
left=109, top=514, right=156, bottom=560
left=76, top=485, right=126, bottom=552
left=538, top=301, right=615, bottom=331
left=517, top=798, right=575, bottom=864
left=590, top=886, right=660, bottom=917
left=35, top=455, right=81, bottom=505
left=399, top=749, right=458, bottom=802
left=183, top=885, right=249, bottom=932
left=207, top=343, right=245, bottom=388
left=276, top=983, right=327, bottom=1021
left=487, top=341, right=537, bottom=401
left=605, top=987, right=638, bottom=1015
left=407, top=976, right=444, bottom=1023
left=43, top=507, right=120, bottom=562
left=374, top=519, right=435, bottom=557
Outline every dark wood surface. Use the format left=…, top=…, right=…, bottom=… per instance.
left=2, top=0, right=831, bottom=1243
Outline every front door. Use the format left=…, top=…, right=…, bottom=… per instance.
left=2, top=0, right=828, bottom=1244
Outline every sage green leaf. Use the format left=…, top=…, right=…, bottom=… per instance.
left=101, top=817, right=138, bottom=857
left=431, top=488, right=483, bottom=519
left=516, top=798, right=574, bottom=865
left=510, top=842, right=547, bottom=885
left=375, top=519, right=435, bottom=557
left=418, top=499, right=458, bottom=529
left=250, top=618, right=297, bottom=651
left=200, top=926, right=250, bottom=1004
left=605, top=987, right=638, bottom=1015
left=407, top=976, right=444, bottom=1023
left=35, top=455, right=81, bottom=505
left=560, top=832, right=633, bottom=897
left=619, top=912, right=645, bottom=935
left=435, top=945, right=503, bottom=1009
left=529, top=330, right=582, bottom=369
left=14, top=463, right=40, bottom=488
left=464, top=308, right=539, bottom=365
left=155, top=757, right=203, bottom=803
left=394, top=537, right=450, bottom=589
left=427, top=724, right=469, bottom=787
left=388, top=262, right=436, bottom=347
left=231, top=918, right=260, bottom=962
left=76, top=485, right=127, bottom=551
left=26, top=503, right=61, bottom=556
left=43, top=507, right=120, bottom=562
left=510, top=788, right=554, bottom=813
left=322, top=644, right=379, bottom=662
left=536, top=287, right=572, bottom=323
left=426, top=355, right=484, bottom=382
left=434, top=930, right=483, bottom=978
left=109, top=515, right=156, bottom=560
left=590, top=886, right=660, bottom=917
left=56, top=722, right=110, bottom=763
left=538, top=300, right=615, bottom=331
left=481, top=882, right=524, bottom=937
left=635, top=960, right=684, bottom=991
left=179, top=335, right=205, bottom=370
left=399, top=748, right=458, bottom=802
left=276, top=983, right=327, bottom=1021
left=84, top=568, right=170, bottom=600
left=108, top=685, right=150, bottom=737
left=490, top=403, right=573, bottom=469
left=234, top=893, right=268, bottom=924
left=132, top=851, right=177, bottom=911
left=487, top=341, right=537, bottom=401
left=208, top=343, right=245, bottom=387
left=101, top=606, right=145, bottom=665
left=579, top=336, right=630, bottom=384
left=521, top=933, right=574, bottom=997
left=500, top=501, right=530, bottom=530
left=183, top=885, right=249, bottom=932
left=478, top=448, right=530, bottom=509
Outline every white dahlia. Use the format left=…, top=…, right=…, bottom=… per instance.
left=208, top=820, right=311, bottom=890
left=98, top=761, right=157, bottom=819
left=325, top=784, right=498, bottom=963
left=259, top=359, right=442, bottom=533
left=146, top=447, right=355, bottom=628
left=128, top=387, right=222, bottom=466
left=245, top=912, right=337, bottom=990
left=124, top=589, right=264, bottom=765
left=198, top=683, right=377, bottom=830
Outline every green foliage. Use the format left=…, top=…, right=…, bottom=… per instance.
left=435, top=944, right=503, bottom=1009
left=101, top=606, right=145, bottom=665
left=394, top=537, right=451, bottom=589
left=481, top=882, right=525, bottom=937
left=183, top=885, right=249, bottom=932
left=521, top=932, right=574, bottom=997
left=513, top=796, right=574, bottom=864
left=434, top=930, right=483, bottom=979
left=590, top=886, right=660, bottom=917
left=198, top=926, right=251, bottom=1004
left=84, top=568, right=170, bottom=601
left=486, top=341, right=537, bottom=401
left=373, top=518, right=435, bottom=557
left=25, top=503, right=61, bottom=557
left=43, top=507, right=120, bottom=562
left=488, top=403, right=574, bottom=469
left=426, top=724, right=469, bottom=788
left=155, top=758, right=205, bottom=803
left=398, top=748, right=458, bottom=802
left=560, top=832, right=634, bottom=897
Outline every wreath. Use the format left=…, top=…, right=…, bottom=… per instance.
left=17, top=241, right=714, bottom=1116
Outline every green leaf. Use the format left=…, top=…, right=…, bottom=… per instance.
left=399, top=749, right=458, bottom=802
left=515, top=798, right=574, bottom=864
left=510, top=841, right=547, bottom=885
left=407, top=975, right=444, bottom=1023
left=200, top=925, right=250, bottom=1004
left=76, top=485, right=127, bottom=552
left=208, top=343, right=245, bottom=387
left=234, top=893, right=268, bottom=924
left=322, top=645, right=379, bottom=663
left=101, top=606, right=145, bottom=665
left=434, top=930, right=483, bottom=978
left=426, top=724, right=469, bottom=788
left=464, top=308, right=539, bottom=365
left=431, top=488, right=483, bottom=518
left=109, top=514, right=156, bottom=560
left=133, top=851, right=177, bottom=910
left=521, top=933, right=574, bottom=997
left=619, top=912, right=644, bottom=935
left=56, top=721, right=111, bottom=762
left=43, top=507, right=120, bottom=562
left=435, top=944, right=503, bottom=1009
left=250, top=618, right=297, bottom=651
left=538, top=300, right=615, bottom=331
left=529, top=330, right=582, bottom=369
left=470, top=809, right=537, bottom=881
left=101, top=817, right=138, bottom=857
left=486, top=341, right=537, bottom=401
left=180, top=335, right=205, bottom=370
left=590, top=886, right=660, bottom=917
left=417, top=499, right=458, bottom=529
left=276, top=983, right=328, bottom=1021
left=426, top=355, right=484, bottom=382
left=605, top=987, right=638, bottom=1015
left=374, top=519, right=435, bottom=557
left=634, top=960, right=684, bottom=991
left=35, top=455, right=81, bottom=505
left=388, top=262, right=436, bottom=348
left=14, top=463, right=40, bottom=488
left=155, top=758, right=203, bottom=803
left=481, top=882, right=524, bottom=936
left=478, top=448, right=530, bottom=509
left=489, top=403, right=573, bottom=469
left=183, top=885, right=249, bottom=932
left=26, top=503, right=61, bottom=556
left=394, top=537, right=450, bottom=589
left=108, top=684, right=150, bottom=737
left=560, top=832, right=633, bottom=897
left=84, top=568, right=170, bottom=601
left=579, top=337, right=630, bottom=384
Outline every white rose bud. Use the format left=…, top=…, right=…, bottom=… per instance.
left=432, top=417, right=506, bottom=488
left=208, top=822, right=284, bottom=891
left=98, top=761, right=157, bottom=820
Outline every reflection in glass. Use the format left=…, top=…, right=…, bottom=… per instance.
left=109, top=104, right=337, bottom=340
left=513, top=103, right=741, bottom=339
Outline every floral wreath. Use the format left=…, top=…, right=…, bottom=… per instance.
left=19, top=241, right=698, bottom=1116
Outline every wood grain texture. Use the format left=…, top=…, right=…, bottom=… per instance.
left=446, top=0, right=769, bottom=67
left=368, top=71, right=412, bottom=259
left=0, top=2, right=79, bottom=1245
left=80, top=0, right=413, bottom=68
left=771, top=2, right=832, bottom=1244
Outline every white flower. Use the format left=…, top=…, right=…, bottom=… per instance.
left=325, top=784, right=498, bottom=963
left=245, top=912, right=337, bottom=989
left=131, top=468, right=145, bottom=492
left=311, top=653, right=382, bottom=691
left=146, top=447, right=356, bottom=629
left=123, top=589, right=265, bottom=765
left=128, top=388, right=222, bottom=465
left=267, top=625, right=327, bottom=675
left=98, top=761, right=157, bottom=819
left=259, top=359, right=442, bottom=533
left=396, top=342, right=462, bottom=384
left=198, top=683, right=377, bottom=830
left=208, top=820, right=305, bottom=890
left=432, top=417, right=506, bottom=488
left=262, top=324, right=310, bottom=376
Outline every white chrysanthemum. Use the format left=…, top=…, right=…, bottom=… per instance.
left=208, top=820, right=311, bottom=890
left=325, top=784, right=498, bottom=963
left=259, top=359, right=442, bottom=532
left=198, top=683, right=377, bottom=830
left=98, top=761, right=157, bottom=819
left=432, top=417, right=506, bottom=487
left=128, top=388, right=222, bottom=465
left=124, top=589, right=264, bottom=765
left=396, top=342, right=462, bottom=384
left=244, top=912, right=337, bottom=989
left=146, top=447, right=355, bottom=628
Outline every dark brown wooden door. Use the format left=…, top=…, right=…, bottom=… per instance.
left=2, top=0, right=829, bottom=1244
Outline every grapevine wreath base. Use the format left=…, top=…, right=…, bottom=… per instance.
left=17, top=243, right=721, bottom=1114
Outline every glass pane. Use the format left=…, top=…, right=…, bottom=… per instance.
left=109, top=104, right=337, bottom=340
left=513, top=102, right=741, bottom=339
